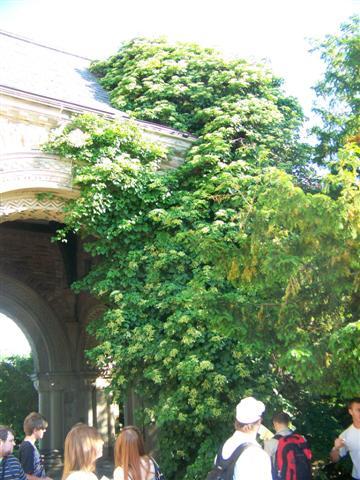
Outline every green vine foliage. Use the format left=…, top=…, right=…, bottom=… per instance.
left=90, top=37, right=313, bottom=186
left=45, top=35, right=359, bottom=480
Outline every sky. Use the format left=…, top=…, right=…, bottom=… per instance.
left=0, top=0, right=359, bottom=120
left=0, top=313, right=32, bottom=357
left=0, top=0, right=358, bottom=354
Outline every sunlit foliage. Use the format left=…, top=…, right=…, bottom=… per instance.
left=45, top=28, right=359, bottom=479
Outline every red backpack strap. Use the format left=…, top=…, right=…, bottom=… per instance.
left=274, top=435, right=287, bottom=473
left=292, top=433, right=312, bottom=460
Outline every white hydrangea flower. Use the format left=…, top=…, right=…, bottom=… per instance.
left=96, top=157, right=113, bottom=167
left=67, top=128, right=90, bottom=147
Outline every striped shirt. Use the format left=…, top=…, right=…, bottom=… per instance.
left=0, top=455, right=27, bottom=480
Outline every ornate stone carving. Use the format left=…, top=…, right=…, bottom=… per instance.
left=0, top=191, right=67, bottom=222
left=0, top=151, right=74, bottom=194
left=0, top=149, right=77, bottom=222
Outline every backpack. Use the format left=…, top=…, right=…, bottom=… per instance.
left=206, top=442, right=252, bottom=480
left=152, top=457, right=166, bottom=480
left=274, top=433, right=312, bottom=480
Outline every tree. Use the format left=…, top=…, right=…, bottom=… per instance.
left=45, top=32, right=359, bottom=480
left=0, top=356, right=37, bottom=440
left=311, top=15, right=360, bottom=164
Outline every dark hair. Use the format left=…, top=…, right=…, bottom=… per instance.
left=23, top=412, right=48, bottom=436
left=348, top=398, right=360, bottom=408
left=0, top=426, right=14, bottom=442
left=272, top=412, right=291, bottom=425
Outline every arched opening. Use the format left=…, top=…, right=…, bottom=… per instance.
left=0, top=313, right=37, bottom=442
left=0, top=272, right=72, bottom=450
left=0, top=312, right=32, bottom=357
left=0, top=219, right=117, bottom=459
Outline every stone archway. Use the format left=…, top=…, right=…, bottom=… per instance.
left=0, top=144, right=118, bottom=456
left=0, top=272, right=71, bottom=372
left=0, top=272, right=99, bottom=451
left=0, top=40, right=193, bottom=456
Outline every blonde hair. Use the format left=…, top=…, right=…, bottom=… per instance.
left=62, top=424, right=103, bottom=480
left=114, top=426, right=150, bottom=480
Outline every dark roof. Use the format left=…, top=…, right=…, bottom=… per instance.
left=0, top=30, right=122, bottom=115
left=0, top=30, right=196, bottom=141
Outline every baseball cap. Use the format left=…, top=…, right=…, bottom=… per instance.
left=236, top=396, right=265, bottom=424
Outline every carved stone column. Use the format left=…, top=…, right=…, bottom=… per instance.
left=94, top=377, right=118, bottom=457
left=33, top=371, right=118, bottom=455
left=35, top=373, right=65, bottom=451
left=49, top=388, right=64, bottom=450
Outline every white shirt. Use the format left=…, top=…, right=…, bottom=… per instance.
left=66, top=472, right=98, bottom=480
left=113, top=457, right=155, bottom=480
left=221, top=431, right=272, bottom=480
left=339, top=424, right=360, bottom=479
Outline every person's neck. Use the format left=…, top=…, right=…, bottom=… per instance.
left=275, top=425, right=289, bottom=433
left=25, top=434, right=37, bottom=444
left=237, top=429, right=257, bottom=440
left=352, top=421, right=360, bottom=429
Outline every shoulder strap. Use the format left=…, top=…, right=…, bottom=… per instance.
left=215, top=441, right=253, bottom=470
left=151, top=457, right=165, bottom=480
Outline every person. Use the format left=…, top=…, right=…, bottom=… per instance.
left=264, top=411, right=312, bottom=480
left=330, top=397, right=360, bottom=480
left=264, top=412, right=294, bottom=464
left=0, top=425, right=27, bottom=480
left=62, top=423, right=104, bottom=480
left=19, top=412, right=52, bottom=480
left=209, top=396, right=272, bottom=480
left=113, top=426, right=158, bottom=480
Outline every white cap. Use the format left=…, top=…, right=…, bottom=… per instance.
left=236, top=396, right=265, bottom=424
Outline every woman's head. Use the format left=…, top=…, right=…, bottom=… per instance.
left=114, top=426, right=147, bottom=480
left=62, top=424, right=103, bottom=479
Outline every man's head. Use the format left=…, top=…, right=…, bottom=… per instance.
left=23, top=412, right=48, bottom=440
left=348, top=398, right=360, bottom=428
left=0, top=426, right=16, bottom=458
left=235, top=396, right=265, bottom=434
left=272, top=412, right=291, bottom=433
